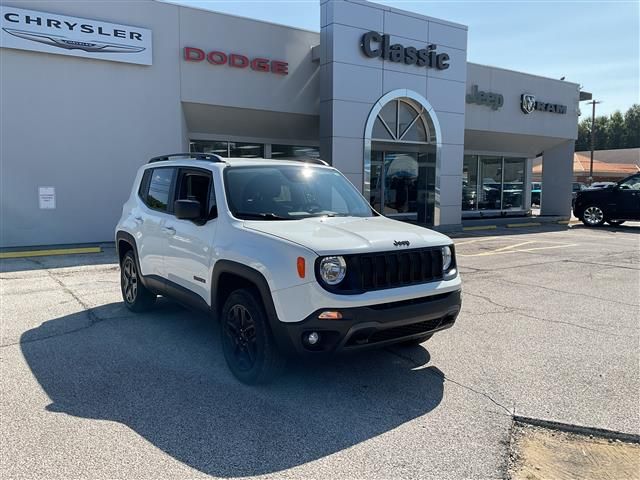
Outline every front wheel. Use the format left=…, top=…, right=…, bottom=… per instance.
left=221, top=289, right=285, bottom=385
left=581, top=205, right=605, bottom=227
left=607, top=220, right=625, bottom=226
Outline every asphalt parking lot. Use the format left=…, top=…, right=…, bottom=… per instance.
left=1, top=223, right=639, bottom=479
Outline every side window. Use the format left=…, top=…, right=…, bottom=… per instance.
left=145, top=168, right=175, bottom=212
left=176, top=169, right=216, bottom=220
left=620, top=176, right=640, bottom=190
left=138, top=170, right=152, bottom=202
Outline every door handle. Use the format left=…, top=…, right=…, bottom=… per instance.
left=134, top=216, right=143, bottom=224
left=163, top=226, right=176, bottom=235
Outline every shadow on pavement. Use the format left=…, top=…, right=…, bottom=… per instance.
left=21, top=300, right=444, bottom=477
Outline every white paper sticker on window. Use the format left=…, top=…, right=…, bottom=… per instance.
left=39, top=187, right=56, bottom=209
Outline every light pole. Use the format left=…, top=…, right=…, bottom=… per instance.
left=586, top=100, right=601, bottom=185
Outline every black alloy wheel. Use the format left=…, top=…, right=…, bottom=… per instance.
left=120, top=250, right=156, bottom=312
left=221, top=289, right=285, bottom=384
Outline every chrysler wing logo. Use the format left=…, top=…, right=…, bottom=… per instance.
left=2, top=28, right=145, bottom=53
left=521, top=94, right=536, bottom=114
left=393, top=240, right=411, bottom=247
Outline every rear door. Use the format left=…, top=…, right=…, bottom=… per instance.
left=137, top=167, right=176, bottom=279
left=163, top=167, right=218, bottom=305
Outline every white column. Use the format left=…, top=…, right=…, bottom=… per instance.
left=541, top=140, right=574, bottom=216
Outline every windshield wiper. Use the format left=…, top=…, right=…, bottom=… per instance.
left=234, top=212, right=293, bottom=220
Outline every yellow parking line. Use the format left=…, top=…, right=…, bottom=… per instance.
left=458, top=241, right=576, bottom=257
left=455, top=237, right=498, bottom=246
left=506, top=222, right=542, bottom=228
left=462, top=225, right=497, bottom=231
left=0, top=246, right=101, bottom=259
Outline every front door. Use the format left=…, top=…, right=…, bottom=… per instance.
left=163, top=168, right=218, bottom=304
left=614, top=174, right=640, bottom=219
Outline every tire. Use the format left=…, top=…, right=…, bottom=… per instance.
left=120, top=250, right=156, bottom=312
left=607, top=220, right=625, bottom=226
left=581, top=205, right=605, bottom=227
left=221, top=289, right=285, bottom=385
left=399, top=333, right=433, bottom=347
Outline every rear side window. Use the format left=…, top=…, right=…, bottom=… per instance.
left=143, top=168, right=175, bottom=212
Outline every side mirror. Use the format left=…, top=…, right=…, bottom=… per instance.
left=174, top=199, right=202, bottom=220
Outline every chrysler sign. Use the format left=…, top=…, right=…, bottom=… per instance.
left=0, top=6, right=152, bottom=65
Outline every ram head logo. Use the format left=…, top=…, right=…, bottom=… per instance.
left=521, top=94, right=536, bottom=114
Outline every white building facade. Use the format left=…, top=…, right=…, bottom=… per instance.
left=0, top=0, right=580, bottom=247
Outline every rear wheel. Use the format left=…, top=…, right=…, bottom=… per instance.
left=221, top=289, right=285, bottom=385
left=120, top=251, right=156, bottom=312
left=581, top=206, right=605, bottom=227
left=399, top=333, right=433, bottom=347
left=607, top=220, right=625, bottom=226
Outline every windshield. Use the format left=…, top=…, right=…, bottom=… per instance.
left=224, top=165, right=375, bottom=220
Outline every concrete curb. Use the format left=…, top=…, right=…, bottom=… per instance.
left=514, top=415, right=640, bottom=444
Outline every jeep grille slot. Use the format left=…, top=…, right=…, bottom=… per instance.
left=320, top=247, right=444, bottom=294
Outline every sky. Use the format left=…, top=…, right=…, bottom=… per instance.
left=166, top=0, right=639, bottom=118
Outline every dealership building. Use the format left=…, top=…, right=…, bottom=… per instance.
left=0, top=0, right=581, bottom=247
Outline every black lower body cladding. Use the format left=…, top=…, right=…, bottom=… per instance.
left=270, top=289, right=462, bottom=356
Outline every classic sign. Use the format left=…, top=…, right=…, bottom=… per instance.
left=466, top=85, right=504, bottom=110
left=0, top=6, right=152, bottom=65
left=521, top=94, right=567, bottom=114
left=361, top=31, right=450, bottom=70
left=183, top=47, right=288, bottom=75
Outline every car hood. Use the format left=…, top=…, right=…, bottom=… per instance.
left=242, top=216, right=453, bottom=255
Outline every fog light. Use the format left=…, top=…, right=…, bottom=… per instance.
left=318, top=311, right=343, bottom=320
left=307, top=332, right=320, bottom=345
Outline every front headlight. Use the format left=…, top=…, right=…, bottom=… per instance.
left=442, top=246, right=452, bottom=271
left=319, top=256, right=347, bottom=285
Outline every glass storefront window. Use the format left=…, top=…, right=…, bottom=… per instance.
left=502, top=158, right=526, bottom=210
left=462, top=155, right=478, bottom=211
left=229, top=142, right=263, bottom=158
left=478, top=156, right=503, bottom=210
left=191, top=140, right=229, bottom=157
left=462, top=155, right=528, bottom=213
left=271, top=145, right=320, bottom=160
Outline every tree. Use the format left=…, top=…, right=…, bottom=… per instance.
left=607, top=111, right=625, bottom=148
left=623, top=104, right=640, bottom=148
left=575, top=103, right=639, bottom=151
left=593, top=116, right=610, bottom=150
left=576, top=118, right=591, bottom=151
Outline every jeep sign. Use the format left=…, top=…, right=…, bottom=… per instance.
left=361, top=31, right=450, bottom=70
left=0, top=6, right=152, bottom=65
left=466, top=85, right=504, bottom=110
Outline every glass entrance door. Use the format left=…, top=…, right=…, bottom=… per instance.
left=369, top=144, right=435, bottom=224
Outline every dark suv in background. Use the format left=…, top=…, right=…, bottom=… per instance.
left=574, top=174, right=640, bottom=226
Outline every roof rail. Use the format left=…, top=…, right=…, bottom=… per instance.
left=148, top=153, right=224, bottom=164
left=300, top=158, right=330, bottom=166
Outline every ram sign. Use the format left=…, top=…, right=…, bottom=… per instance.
left=0, top=6, right=152, bottom=65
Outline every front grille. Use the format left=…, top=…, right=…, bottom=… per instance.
left=343, top=247, right=445, bottom=293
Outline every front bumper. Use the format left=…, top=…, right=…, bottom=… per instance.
left=270, top=289, right=461, bottom=356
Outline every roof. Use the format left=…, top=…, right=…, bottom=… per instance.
left=532, top=148, right=640, bottom=175
left=532, top=154, right=639, bottom=175
left=574, top=148, right=640, bottom=166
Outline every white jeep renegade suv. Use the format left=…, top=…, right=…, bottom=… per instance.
left=116, top=153, right=462, bottom=384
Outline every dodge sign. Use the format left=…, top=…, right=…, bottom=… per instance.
left=1, top=6, right=152, bottom=65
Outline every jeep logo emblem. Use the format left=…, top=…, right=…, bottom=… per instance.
left=393, top=240, right=410, bottom=247
left=521, top=94, right=536, bottom=114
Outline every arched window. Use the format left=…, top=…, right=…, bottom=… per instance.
left=364, top=92, right=441, bottom=225
left=371, top=98, right=435, bottom=144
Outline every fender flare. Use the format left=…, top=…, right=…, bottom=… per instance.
left=115, top=231, right=151, bottom=289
